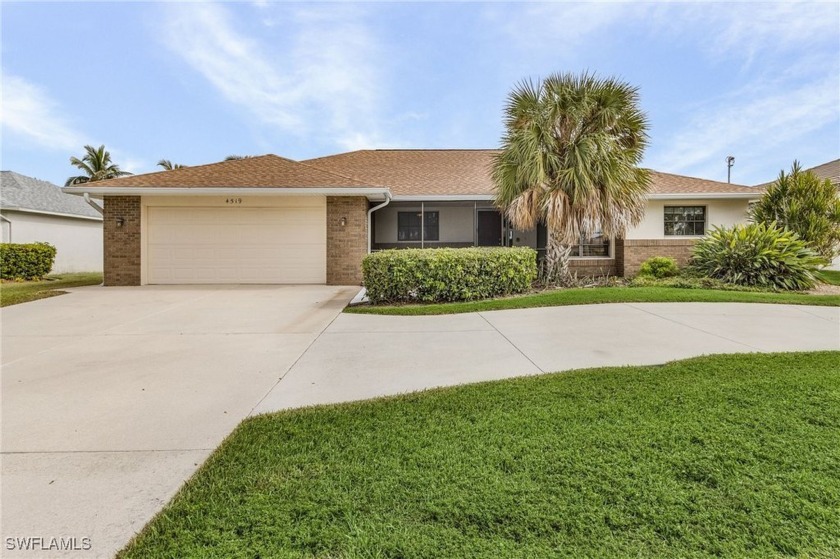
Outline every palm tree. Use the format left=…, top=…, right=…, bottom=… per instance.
left=157, top=159, right=187, bottom=170
left=493, top=72, right=651, bottom=281
left=224, top=155, right=254, bottom=161
left=65, top=145, right=132, bottom=187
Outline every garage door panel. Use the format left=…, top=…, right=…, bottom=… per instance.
left=147, top=204, right=327, bottom=284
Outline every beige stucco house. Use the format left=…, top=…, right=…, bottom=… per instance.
left=63, top=150, right=761, bottom=286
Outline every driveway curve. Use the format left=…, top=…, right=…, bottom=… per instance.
left=254, top=302, right=840, bottom=412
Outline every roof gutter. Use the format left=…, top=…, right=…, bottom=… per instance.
left=63, top=186, right=390, bottom=200
left=367, top=191, right=392, bottom=253
left=83, top=192, right=104, bottom=215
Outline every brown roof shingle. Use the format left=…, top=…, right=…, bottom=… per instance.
left=805, top=158, right=840, bottom=186
left=73, top=154, right=374, bottom=189
left=305, top=149, right=759, bottom=197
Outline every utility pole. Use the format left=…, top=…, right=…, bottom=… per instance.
left=726, top=155, right=735, bottom=183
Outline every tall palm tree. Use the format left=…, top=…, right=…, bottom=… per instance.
left=157, top=159, right=187, bottom=170
left=65, top=144, right=132, bottom=187
left=493, top=72, right=651, bottom=279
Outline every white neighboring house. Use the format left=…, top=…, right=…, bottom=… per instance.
left=803, top=159, right=840, bottom=270
left=1, top=171, right=103, bottom=273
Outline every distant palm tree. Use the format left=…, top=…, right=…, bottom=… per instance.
left=65, top=145, right=132, bottom=187
left=157, top=159, right=187, bottom=170
left=493, top=72, right=651, bottom=281
left=224, top=155, right=254, bottom=161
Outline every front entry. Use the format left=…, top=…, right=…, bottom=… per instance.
left=477, top=210, right=502, bottom=246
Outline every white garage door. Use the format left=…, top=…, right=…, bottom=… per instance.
left=146, top=202, right=326, bottom=284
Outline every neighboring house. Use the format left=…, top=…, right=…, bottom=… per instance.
left=63, top=151, right=761, bottom=286
left=1, top=171, right=103, bottom=273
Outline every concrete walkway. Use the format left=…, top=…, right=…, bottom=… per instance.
left=2, top=291, right=837, bottom=559
left=253, top=302, right=839, bottom=412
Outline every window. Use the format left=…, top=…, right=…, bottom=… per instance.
left=664, top=206, right=706, bottom=236
left=398, top=211, right=439, bottom=241
left=569, top=233, right=610, bottom=257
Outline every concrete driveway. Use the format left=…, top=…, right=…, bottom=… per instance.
left=253, top=302, right=839, bottom=411
left=1, top=285, right=357, bottom=559
left=2, top=291, right=838, bottom=559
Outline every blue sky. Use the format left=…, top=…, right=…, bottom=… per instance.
left=2, top=1, right=838, bottom=187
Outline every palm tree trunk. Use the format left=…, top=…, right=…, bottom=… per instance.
left=541, top=232, right=573, bottom=286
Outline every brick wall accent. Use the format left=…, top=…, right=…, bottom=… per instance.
left=103, top=196, right=141, bottom=286
left=568, top=259, right=617, bottom=277
left=327, top=196, right=368, bottom=285
left=618, top=238, right=697, bottom=277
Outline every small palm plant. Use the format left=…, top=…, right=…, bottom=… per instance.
left=65, top=145, right=132, bottom=187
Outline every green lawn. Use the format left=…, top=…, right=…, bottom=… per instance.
left=120, top=352, right=840, bottom=559
left=0, top=272, right=102, bottom=307
left=347, top=285, right=840, bottom=315
left=817, top=269, right=840, bottom=286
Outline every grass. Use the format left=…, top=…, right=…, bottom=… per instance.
left=120, top=352, right=840, bottom=559
left=0, top=272, right=102, bottom=307
left=816, top=269, right=840, bottom=286
left=347, top=285, right=840, bottom=315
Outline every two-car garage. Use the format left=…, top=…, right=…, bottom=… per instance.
left=144, top=197, right=327, bottom=284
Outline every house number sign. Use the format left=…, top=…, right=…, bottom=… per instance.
left=225, top=198, right=243, bottom=205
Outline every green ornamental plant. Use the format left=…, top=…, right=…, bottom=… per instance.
left=0, top=242, right=57, bottom=280
left=362, top=247, right=537, bottom=304
left=692, top=223, right=825, bottom=291
left=750, top=161, right=840, bottom=260
left=637, top=256, right=679, bottom=278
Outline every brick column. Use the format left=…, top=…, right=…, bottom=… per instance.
left=103, top=196, right=141, bottom=286
left=327, top=197, right=368, bottom=285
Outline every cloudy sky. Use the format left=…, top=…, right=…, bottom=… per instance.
left=2, top=1, right=838, bottom=187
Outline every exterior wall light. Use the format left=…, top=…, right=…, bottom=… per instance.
left=116, top=217, right=125, bottom=228
left=339, top=217, right=347, bottom=227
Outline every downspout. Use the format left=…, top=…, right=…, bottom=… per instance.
left=83, top=192, right=104, bottom=215
left=0, top=213, right=12, bottom=243
left=367, top=192, right=391, bottom=253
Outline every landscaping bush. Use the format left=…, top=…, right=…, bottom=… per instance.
left=637, top=256, right=679, bottom=278
left=0, top=242, right=57, bottom=280
left=629, top=275, right=768, bottom=292
left=691, top=223, right=825, bottom=290
left=363, top=247, right=537, bottom=304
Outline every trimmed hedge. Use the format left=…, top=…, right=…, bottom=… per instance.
left=0, top=242, right=57, bottom=280
left=363, top=247, right=537, bottom=304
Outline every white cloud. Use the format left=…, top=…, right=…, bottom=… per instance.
left=160, top=3, right=396, bottom=151
left=1, top=74, right=84, bottom=152
left=647, top=74, right=839, bottom=182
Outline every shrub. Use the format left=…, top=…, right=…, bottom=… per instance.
left=363, top=247, right=537, bottom=304
left=629, top=275, right=768, bottom=292
left=750, top=161, right=840, bottom=260
left=691, top=223, right=825, bottom=290
left=0, top=242, right=57, bottom=280
left=637, top=256, right=679, bottom=278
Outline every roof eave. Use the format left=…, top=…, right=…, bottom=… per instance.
left=648, top=192, right=762, bottom=200
left=0, top=206, right=103, bottom=221
left=63, top=186, right=391, bottom=200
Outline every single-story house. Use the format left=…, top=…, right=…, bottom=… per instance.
left=63, top=150, right=761, bottom=286
left=1, top=171, right=103, bottom=273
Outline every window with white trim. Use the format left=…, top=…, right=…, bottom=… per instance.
left=664, top=206, right=706, bottom=236
left=569, top=233, right=610, bottom=257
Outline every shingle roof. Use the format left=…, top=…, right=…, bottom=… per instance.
left=1, top=171, right=102, bottom=219
left=74, top=154, right=373, bottom=189
left=304, top=149, right=759, bottom=197
left=305, top=150, right=499, bottom=196
left=755, top=158, right=840, bottom=189
left=805, top=158, right=840, bottom=186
